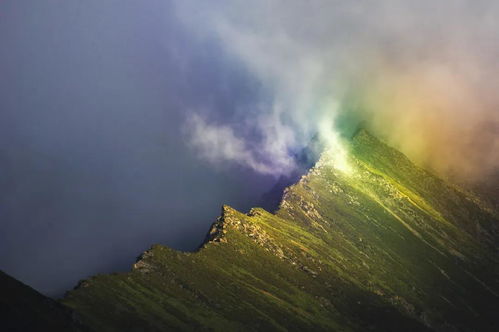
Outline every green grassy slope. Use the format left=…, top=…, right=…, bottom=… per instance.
left=63, top=130, right=499, bottom=331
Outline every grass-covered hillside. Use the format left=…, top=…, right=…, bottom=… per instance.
left=62, top=130, right=499, bottom=331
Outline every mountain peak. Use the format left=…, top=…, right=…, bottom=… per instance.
left=351, top=126, right=372, bottom=139
left=202, top=204, right=243, bottom=245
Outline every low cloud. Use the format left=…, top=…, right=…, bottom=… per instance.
left=177, top=0, right=499, bottom=182
left=186, top=113, right=296, bottom=175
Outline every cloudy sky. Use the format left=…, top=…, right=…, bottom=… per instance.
left=1, top=1, right=499, bottom=296
left=0, top=1, right=280, bottom=296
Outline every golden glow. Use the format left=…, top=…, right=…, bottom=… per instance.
left=356, top=63, right=499, bottom=181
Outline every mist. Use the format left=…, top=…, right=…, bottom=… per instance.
left=177, top=0, right=499, bottom=182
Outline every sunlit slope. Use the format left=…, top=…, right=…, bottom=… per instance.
left=277, top=129, right=499, bottom=330
left=63, top=130, right=499, bottom=331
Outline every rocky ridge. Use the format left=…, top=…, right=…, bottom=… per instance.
left=62, top=130, right=499, bottom=331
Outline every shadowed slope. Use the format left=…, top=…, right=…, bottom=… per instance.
left=0, top=270, right=88, bottom=331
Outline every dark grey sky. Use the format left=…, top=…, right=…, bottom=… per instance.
left=0, top=1, right=277, bottom=296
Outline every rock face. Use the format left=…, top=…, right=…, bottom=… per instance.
left=63, top=130, right=499, bottom=331
left=0, top=270, right=88, bottom=332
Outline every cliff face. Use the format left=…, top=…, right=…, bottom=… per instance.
left=62, top=130, right=499, bottom=331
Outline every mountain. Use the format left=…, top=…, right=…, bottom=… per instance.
left=0, top=270, right=88, bottom=332
left=62, top=130, right=499, bottom=331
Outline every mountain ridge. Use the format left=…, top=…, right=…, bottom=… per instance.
left=61, top=129, right=499, bottom=331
